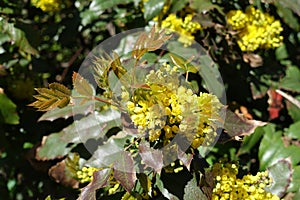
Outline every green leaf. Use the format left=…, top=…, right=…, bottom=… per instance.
left=287, top=95, right=300, bottom=121
left=275, top=0, right=300, bottom=17
left=275, top=44, right=289, bottom=60
left=143, top=0, right=165, bottom=21
left=238, top=126, right=264, bottom=155
left=155, top=174, right=179, bottom=200
left=0, top=93, right=19, bottom=125
left=288, top=165, right=300, bottom=192
left=280, top=66, right=300, bottom=93
left=137, top=173, right=152, bottom=195
left=80, top=0, right=134, bottom=26
left=80, top=168, right=111, bottom=200
left=183, top=176, right=208, bottom=200
left=169, top=0, right=188, bottom=13
left=113, top=151, right=137, bottom=192
left=36, top=109, right=121, bottom=160
left=198, top=55, right=225, bottom=99
left=72, top=72, right=95, bottom=97
left=275, top=2, right=300, bottom=31
left=190, top=0, right=224, bottom=15
left=284, top=121, right=300, bottom=139
left=37, top=133, right=76, bottom=160
left=0, top=17, right=38, bottom=55
left=139, top=142, right=163, bottom=173
left=259, top=124, right=300, bottom=170
left=267, top=159, right=292, bottom=197
left=259, top=124, right=282, bottom=170
left=38, top=101, right=103, bottom=121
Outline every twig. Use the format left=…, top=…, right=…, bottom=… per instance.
left=276, top=89, right=300, bottom=109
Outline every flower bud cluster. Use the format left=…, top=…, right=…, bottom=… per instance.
left=227, top=6, right=283, bottom=51
left=161, top=14, right=201, bottom=46
left=211, top=160, right=281, bottom=200
left=76, top=166, right=99, bottom=183
left=124, top=63, right=223, bottom=149
left=31, top=0, right=61, bottom=12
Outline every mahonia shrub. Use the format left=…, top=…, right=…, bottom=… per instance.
left=29, top=26, right=284, bottom=199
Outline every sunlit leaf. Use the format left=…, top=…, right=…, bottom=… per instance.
left=79, top=168, right=111, bottom=200
left=0, top=17, right=38, bottom=55
left=183, top=176, right=208, bottom=200
left=87, top=132, right=132, bottom=168
left=36, top=133, right=76, bottom=160
left=267, top=159, right=292, bottom=197
left=280, top=66, right=300, bottom=93
left=29, top=83, right=71, bottom=111
left=238, top=126, right=264, bottom=155
left=113, top=151, right=137, bottom=192
left=259, top=124, right=300, bottom=170
left=36, top=109, right=121, bottom=160
left=288, top=165, right=300, bottom=192
left=72, top=72, right=95, bottom=97
left=143, top=0, right=165, bottom=21
left=139, top=142, right=163, bottom=173
left=284, top=121, right=300, bottom=139
left=0, top=92, right=19, bottom=125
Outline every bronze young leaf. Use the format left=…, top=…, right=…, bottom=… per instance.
left=29, top=83, right=71, bottom=111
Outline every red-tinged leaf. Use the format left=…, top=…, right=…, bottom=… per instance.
left=48, top=160, right=79, bottom=189
left=267, top=89, right=283, bottom=120
left=139, top=142, right=163, bottom=173
left=113, top=151, right=137, bottom=192
left=72, top=72, right=95, bottom=97
left=223, top=109, right=267, bottom=139
left=79, top=168, right=111, bottom=200
left=177, top=147, right=193, bottom=171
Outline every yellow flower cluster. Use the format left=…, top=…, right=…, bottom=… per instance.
left=211, top=160, right=281, bottom=200
left=161, top=14, right=201, bottom=46
left=31, top=0, right=61, bottom=12
left=124, top=63, right=223, bottom=148
left=227, top=6, right=283, bottom=51
left=76, top=166, right=99, bottom=183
